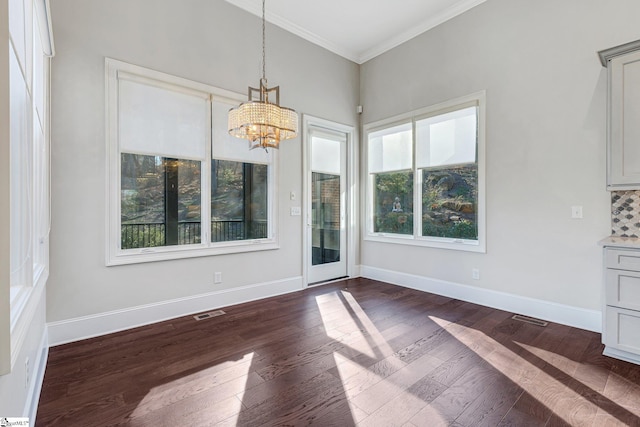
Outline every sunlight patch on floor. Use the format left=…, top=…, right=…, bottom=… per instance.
left=450, top=323, right=602, bottom=424
left=316, top=292, right=376, bottom=357
left=341, top=290, right=395, bottom=357
left=129, top=352, right=254, bottom=420
left=333, top=351, right=446, bottom=424
left=332, top=353, right=386, bottom=424
left=515, top=342, right=576, bottom=370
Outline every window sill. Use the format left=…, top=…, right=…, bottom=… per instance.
left=364, top=233, right=486, bottom=253
left=107, top=239, right=280, bottom=266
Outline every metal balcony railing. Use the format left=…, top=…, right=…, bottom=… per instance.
left=121, top=220, right=267, bottom=249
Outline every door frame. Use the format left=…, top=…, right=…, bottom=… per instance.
left=302, top=115, right=358, bottom=287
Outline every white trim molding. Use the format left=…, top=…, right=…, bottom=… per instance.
left=48, top=276, right=304, bottom=346
left=363, top=91, right=486, bottom=253
left=34, top=0, right=55, bottom=56
left=105, top=58, right=280, bottom=266
left=302, top=115, right=358, bottom=286
left=224, top=0, right=486, bottom=64
left=10, top=273, right=47, bottom=369
left=603, top=346, right=640, bottom=365
left=361, top=265, right=601, bottom=333
left=26, top=327, right=49, bottom=423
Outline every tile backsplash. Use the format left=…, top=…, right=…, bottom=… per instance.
left=612, top=190, right=640, bottom=237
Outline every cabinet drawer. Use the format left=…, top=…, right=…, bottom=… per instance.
left=605, top=248, right=640, bottom=270
left=606, top=269, right=640, bottom=310
left=604, top=306, right=640, bottom=354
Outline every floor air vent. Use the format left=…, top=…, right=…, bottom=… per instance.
left=194, top=310, right=226, bottom=321
left=512, top=314, right=548, bottom=327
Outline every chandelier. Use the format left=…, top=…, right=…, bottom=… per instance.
left=228, top=0, right=298, bottom=150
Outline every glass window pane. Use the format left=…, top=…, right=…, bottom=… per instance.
left=121, top=154, right=201, bottom=249
left=416, top=106, right=477, bottom=168
left=211, top=160, right=268, bottom=242
left=312, top=172, right=340, bottom=265
left=368, top=123, right=412, bottom=173
left=373, top=171, right=413, bottom=235
left=178, top=159, right=202, bottom=245
left=422, top=164, right=478, bottom=240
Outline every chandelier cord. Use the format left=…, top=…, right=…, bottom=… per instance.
left=227, top=0, right=298, bottom=150
left=261, top=0, right=266, bottom=85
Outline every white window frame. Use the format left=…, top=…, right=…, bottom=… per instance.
left=4, top=0, right=54, bottom=374
left=106, top=59, right=279, bottom=266
left=364, top=91, right=486, bottom=253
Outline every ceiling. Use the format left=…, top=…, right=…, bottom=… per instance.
left=224, top=0, right=487, bottom=64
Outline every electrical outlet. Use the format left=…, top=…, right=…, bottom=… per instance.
left=214, top=272, right=222, bottom=284
left=472, top=268, right=480, bottom=280
left=571, top=205, right=583, bottom=219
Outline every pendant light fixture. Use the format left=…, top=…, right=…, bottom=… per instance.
left=228, top=0, right=298, bottom=150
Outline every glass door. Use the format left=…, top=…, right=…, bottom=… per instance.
left=307, top=128, right=347, bottom=284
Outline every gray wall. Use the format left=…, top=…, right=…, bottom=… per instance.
left=48, top=0, right=640, bottom=326
left=48, top=0, right=359, bottom=322
left=360, top=0, right=640, bottom=311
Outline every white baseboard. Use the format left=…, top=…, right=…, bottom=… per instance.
left=26, top=328, right=48, bottom=422
left=350, top=264, right=362, bottom=279
left=361, top=265, right=601, bottom=333
left=48, top=276, right=304, bottom=346
left=603, top=346, right=640, bottom=365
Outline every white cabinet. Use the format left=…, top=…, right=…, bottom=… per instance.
left=602, top=246, right=640, bottom=364
left=599, top=40, right=640, bottom=190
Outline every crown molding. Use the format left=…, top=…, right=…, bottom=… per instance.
left=225, top=0, right=487, bottom=64
left=598, top=39, right=640, bottom=67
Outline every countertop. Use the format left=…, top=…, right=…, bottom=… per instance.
left=599, top=236, right=640, bottom=249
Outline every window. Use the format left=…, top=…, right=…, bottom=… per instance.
left=211, top=160, right=268, bottom=242
left=365, top=92, right=485, bottom=252
left=368, top=123, right=414, bottom=235
left=10, top=0, right=51, bottom=306
left=5, top=0, right=53, bottom=373
left=121, top=154, right=202, bottom=249
left=107, top=59, right=277, bottom=265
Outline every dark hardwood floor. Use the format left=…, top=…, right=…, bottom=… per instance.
left=36, top=278, right=640, bottom=426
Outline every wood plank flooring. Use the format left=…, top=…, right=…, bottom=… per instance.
left=36, top=278, right=640, bottom=426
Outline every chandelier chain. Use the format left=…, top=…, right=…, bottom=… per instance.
left=261, top=0, right=266, bottom=84
left=227, top=0, right=298, bottom=150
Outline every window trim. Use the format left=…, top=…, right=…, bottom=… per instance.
left=5, top=0, right=54, bottom=374
left=105, top=58, right=279, bottom=266
left=363, top=91, right=486, bottom=253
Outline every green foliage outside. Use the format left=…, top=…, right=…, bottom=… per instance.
left=422, top=218, right=476, bottom=239
left=375, top=211, right=414, bottom=234
left=121, top=224, right=166, bottom=249
left=373, top=165, right=478, bottom=240
left=120, top=153, right=202, bottom=249
left=374, top=172, right=413, bottom=235
left=422, top=165, right=478, bottom=240
left=120, top=155, right=268, bottom=248
left=211, top=160, right=245, bottom=220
